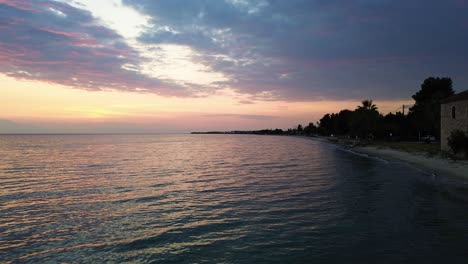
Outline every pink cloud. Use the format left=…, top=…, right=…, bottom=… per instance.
left=0, top=0, right=190, bottom=97
left=0, top=0, right=42, bottom=13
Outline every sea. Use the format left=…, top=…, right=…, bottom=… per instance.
left=1, top=134, right=468, bottom=263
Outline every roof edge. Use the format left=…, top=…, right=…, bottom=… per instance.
left=441, top=90, right=468, bottom=104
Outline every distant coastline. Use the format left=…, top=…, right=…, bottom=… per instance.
left=191, top=129, right=288, bottom=135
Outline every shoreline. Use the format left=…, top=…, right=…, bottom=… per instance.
left=298, top=135, right=468, bottom=180
left=353, top=146, right=468, bottom=180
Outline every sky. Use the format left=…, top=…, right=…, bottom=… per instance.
left=1, top=0, right=468, bottom=133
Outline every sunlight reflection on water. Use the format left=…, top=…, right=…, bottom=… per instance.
left=1, top=134, right=468, bottom=263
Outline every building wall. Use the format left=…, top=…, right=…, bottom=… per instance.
left=441, top=100, right=468, bottom=151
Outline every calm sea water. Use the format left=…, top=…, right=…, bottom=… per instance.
left=1, top=134, right=468, bottom=263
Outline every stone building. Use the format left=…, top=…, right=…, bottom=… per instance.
left=441, top=90, right=468, bottom=151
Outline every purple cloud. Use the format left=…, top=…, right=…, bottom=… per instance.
left=0, top=0, right=189, bottom=96
left=2, top=0, right=468, bottom=101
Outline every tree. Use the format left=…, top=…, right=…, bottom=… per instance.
left=357, top=100, right=378, bottom=112
left=335, top=110, right=353, bottom=135
left=297, top=124, right=303, bottom=132
left=303, top=122, right=317, bottom=135
left=408, top=77, right=454, bottom=138
left=319, top=114, right=333, bottom=135
left=447, top=130, right=468, bottom=157
left=272, top=128, right=284, bottom=135
left=379, top=112, right=408, bottom=140
left=351, top=99, right=381, bottom=138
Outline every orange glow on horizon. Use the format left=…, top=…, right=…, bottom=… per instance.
left=0, top=74, right=413, bottom=132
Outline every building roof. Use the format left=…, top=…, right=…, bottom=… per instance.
left=441, top=90, right=468, bottom=104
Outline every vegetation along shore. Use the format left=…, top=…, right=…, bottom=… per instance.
left=193, top=77, right=468, bottom=179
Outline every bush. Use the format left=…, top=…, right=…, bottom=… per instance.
left=447, top=130, right=468, bottom=156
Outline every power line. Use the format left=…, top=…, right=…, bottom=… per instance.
left=393, top=104, right=414, bottom=115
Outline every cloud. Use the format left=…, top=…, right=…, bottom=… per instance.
left=0, top=0, right=190, bottom=96
left=2, top=0, right=468, bottom=101
left=205, top=113, right=278, bottom=120
left=238, top=100, right=255, bottom=104
left=126, top=0, right=468, bottom=100
left=0, top=119, right=44, bottom=133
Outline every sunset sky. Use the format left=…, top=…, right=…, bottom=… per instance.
left=1, top=0, right=468, bottom=133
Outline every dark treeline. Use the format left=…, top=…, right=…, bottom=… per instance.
left=191, top=129, right=286, bottom=135
left=299, top=77, right=454, bottom=141
left=193, top=77, right=455, bottom=142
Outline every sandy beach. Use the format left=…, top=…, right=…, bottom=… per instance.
left=354, top=145, right=468, bottom=180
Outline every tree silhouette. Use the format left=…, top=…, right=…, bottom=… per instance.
left=408, top=77, right=454, bottom=138
left=297, top=124, right=303, bottom=132
left=352, top=99, right=380, bottom=138
left=303, top=123, right=317, bottom=135
left=357, top=100, right=378, bottom=112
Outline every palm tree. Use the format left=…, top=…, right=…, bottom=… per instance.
left=352, top=99, right=380, bottom=139
left=357, top=100, right=378, bottom=112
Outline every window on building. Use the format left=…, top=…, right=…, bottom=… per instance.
left=452, top=106, right=456, bottom=119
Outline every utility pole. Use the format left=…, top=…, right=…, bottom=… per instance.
left=402, top=105, right=405, bottom=115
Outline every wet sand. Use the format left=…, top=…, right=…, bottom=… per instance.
left=354, top=146, right=468, bottom=180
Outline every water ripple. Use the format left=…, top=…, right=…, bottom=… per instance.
left=1, top=134, right=468, bottom=263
